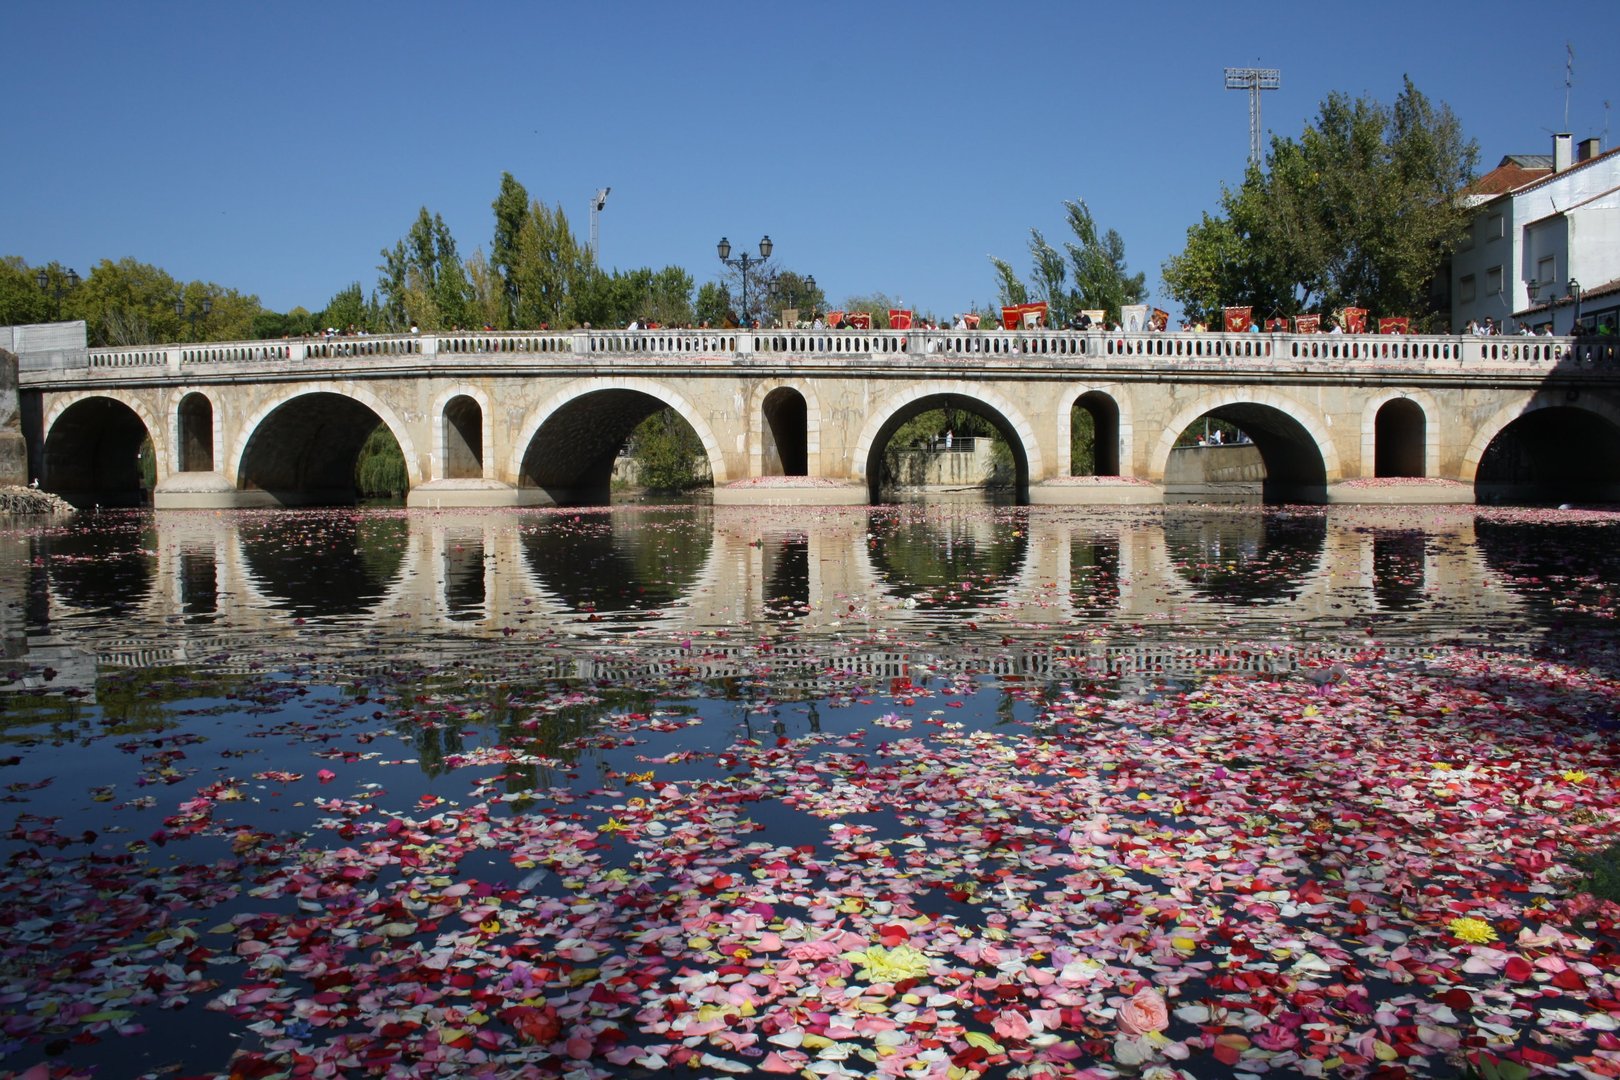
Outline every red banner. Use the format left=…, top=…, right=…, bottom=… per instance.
left=1378, top=316, right=1410, bottom=334
left=1223, top=306, right=1254, bottom=333
left=1265, top=317, right=1290, bottom=332
left=1150, top=308, right=1170, bottom=331
left=826, top=310, right=846, bottom=328
left=1342, top=307, right=1368, bottom=333
left=1001, top=302, right=1049, bottom=330
left=963, top=314, right=981, bottom=329
left=846, top=312, right=872, bottom=330
left=888, top=309, right=913, bottom=330
left=1294, top=314, right=1321, bottom=333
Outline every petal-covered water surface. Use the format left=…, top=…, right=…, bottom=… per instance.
left=2, top=503, right=1619, bottom=1080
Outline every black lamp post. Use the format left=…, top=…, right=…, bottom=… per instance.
left=175, top=295, right=213, bottom=340
left=35, top=267, right=80, bottom=319
left=717, top=234, right=772, bottom=327
left=1569, top=278, right=1583, bottom=332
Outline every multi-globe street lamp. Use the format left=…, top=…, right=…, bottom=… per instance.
left=35, top=267, right=80, bottom=319
left=175, top=295, right=212, bottom=340
left=717, top=234, right=772, bottom=327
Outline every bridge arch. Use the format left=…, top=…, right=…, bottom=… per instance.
left=509, top=377, right=729, bottom=503
left=1359, top=389, right=1439, bottom=478
left=430, top=385, right=493, bottom=480
left=172, top=389, right=217, bottom=473
left=748, top=379, right=823, bottom=478
left=234, top=386, right=422, bottom=505
left=1057, top=385, right=1129, bottom=476
left=1464, top=392, right=1620, bottom=502
left=1150, top=390, right=1340, bottom=502
left=43, top=390, right=165, bottom=506
left=850, top=381, right=1041, bottom=502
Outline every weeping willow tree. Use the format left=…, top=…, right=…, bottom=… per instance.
left=355, top=423, right=407, bottom=498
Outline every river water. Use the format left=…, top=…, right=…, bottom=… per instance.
left=3, top=504, right=1620, bottom=1080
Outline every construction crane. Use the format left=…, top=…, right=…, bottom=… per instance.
left=589, top=187, right=611, bottom=261
left=1225, top=67, right=1280, bottom=168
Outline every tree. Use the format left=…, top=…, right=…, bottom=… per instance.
left=1163, top=76, right=1478, bottom=327
left=0, top=258, right=57, bottom=325
left=988, top=258, right=1029, bottom=308
left=490, top=172, right=529, bottom=327
left=511, top=200, right=592, bottom=328
left=320, top=282, right=367, bottom=333
left=377, top=208, right=470, bottom=331
left=695, top=281, right=731, bottom=327
left=1063, top=200, right=1145, bottom=324
left=768, top=270, right=826, bottom=325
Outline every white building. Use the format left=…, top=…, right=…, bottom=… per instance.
left=1451, top=134, right=1620, bottom=335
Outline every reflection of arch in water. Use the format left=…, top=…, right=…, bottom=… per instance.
left=748, top=381, right=821, bottom=478
left=42, top=392, right=162, bottom=507
left=431, top=386, right=492, bottom=481
left=1152, top=392, right=1338, bottom=504
left=510, top=379, right=729, bottom=505
left=1155, top=510, right=1329, bottom=608
left=1059, top=387, right=1127, bottom=477
left=234, top=514, right=417, bottom=620
left=1465, top=395, right=1620, bottom=504
left=1357, top=390, right=1437, bottom=479
left=40, top=522, right=159, bottom=618
left=236, top=388, right=422, bottom=506
left=514, top=510, right=725, bottom=632
left=173, top=390, right=217, bottom=473
left=863, top=508, right=1031, bottom=611
left=851, top=383, right=1039, bottom=503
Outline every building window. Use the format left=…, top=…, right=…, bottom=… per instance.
left=1459, top=275, right=1476, bottom=304
left=1537, top=256, right=1555, bottom=284
left=1487, top=266, right=1503, bottom=295
left=1487, top=214, right=1504, bottom=240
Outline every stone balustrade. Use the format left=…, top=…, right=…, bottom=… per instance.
left=60, top=327, right=1608, bottom=377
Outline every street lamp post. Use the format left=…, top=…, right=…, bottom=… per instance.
left=35, top=267, right=80, bottom=319
left=1569, top=278, right=1583, bottom=332
left=175, top=295, right=213, bottom=341
left=717, top=234, right=772, bottom=327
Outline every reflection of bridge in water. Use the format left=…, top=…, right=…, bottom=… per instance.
left=5, top=506, right=1540, bottom=698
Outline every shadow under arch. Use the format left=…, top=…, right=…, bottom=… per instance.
left=441, top=393, right=485, bottom=480
left=761, top=386, right=808, bottom=477
left=176, top=391, right=215, bottom=472
left=1070, top=389, right=1121, bottom=476
left=42, top=394, right=156, bottom=508
left=855, top=388, right=1035, bottom=504
left=1472, top=402, right=1620, bottom=505
left=236, top=513, right=411, bottom=619
left=513, top=381, right=726, bottom=505
left=236, top=390, right=416, bottom=506
left=1161, top=508, right=1328, bottom=606
left=1158, top=398, right=1333, bottom=504
left=519, top=508, right=716, bottom=629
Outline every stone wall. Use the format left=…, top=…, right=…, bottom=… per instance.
left=0, top=349, right=26, bottom=486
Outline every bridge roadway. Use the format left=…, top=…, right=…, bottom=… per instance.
left=17, top=327, right=1620, bottom=507
left=2, top=506, right=1529, bottom=700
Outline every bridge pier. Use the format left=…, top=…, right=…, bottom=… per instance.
left=405, top=479, right=548, bottom=509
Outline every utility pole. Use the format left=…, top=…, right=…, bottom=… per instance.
left=1224, top=67, right=1280, bottom=168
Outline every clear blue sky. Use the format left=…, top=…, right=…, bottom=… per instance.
left=5, top=1, right=1616, bottom=321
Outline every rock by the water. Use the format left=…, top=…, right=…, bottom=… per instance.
left=0, top=486, right=74, bottom=516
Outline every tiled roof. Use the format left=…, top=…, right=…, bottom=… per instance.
left=1467, top=161, right=1551, bottom=198
left=1509, top=145, right=1620, bottom=197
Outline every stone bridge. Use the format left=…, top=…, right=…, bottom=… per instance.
left=15, top=327, right=1620, bottom=507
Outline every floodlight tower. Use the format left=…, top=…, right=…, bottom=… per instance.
left=1225, top=67, right=1280, bottom=167
left=589, top=187, right=611, bottom=261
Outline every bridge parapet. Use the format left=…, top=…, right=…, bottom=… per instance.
left=61, top=328, right=1601, bottom=377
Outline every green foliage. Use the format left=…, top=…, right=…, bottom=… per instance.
left=1163, top=76, right=1477, bottom=324
left=0, top=257, right=56, bottom=324
left=630, top=408, right=707, bottom=491
left=512, top=199, right=593, bottom=329
left=377, top=208, right=471, bottom=331
left=1071, top=405, right=1095, bottom=474
left=355, top=423, right=407, bottom=497
left=765, top=269, right=825, bottom=325
left=319, top=282, right=367, bottom=333
left=1571, top=840, right=1620, bottom=904
left=490, top=172, right=529, bottom=326
left=991, top=200, right=1144, bottom=325
left=695, top=282, right=731, bottom=327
